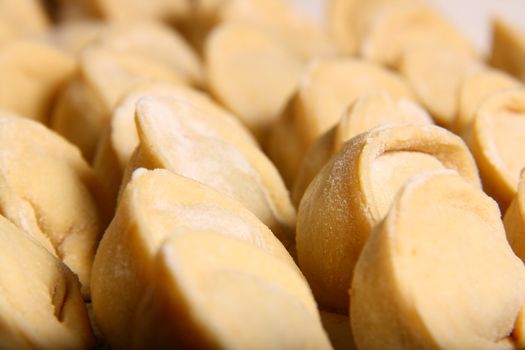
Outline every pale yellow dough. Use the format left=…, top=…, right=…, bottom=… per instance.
left=490, top=18, right=525, bottom=82
left=266, top=57, right=415, bottom=186
left=0, top=116, right=108, bottom=298
left=46, top=20, right=107, bottom=56
left=132, top=233, right=331, bottom=349
left=454, top=68, right=521, bottom=134
left=0, top=0, right=49, bottom=44
left=92, top=169, right=328, bottom=349
left=94, top=83, right=238, bottom=207
left=399, top=47, right=481, bottom=127
left=186, top=0, right=335, bottom=58
left=292, top=93, right=432, bottom=206
left=205, top=21, right=303, bottom=141
left=360, top=3, right=477, bottom=67
left=50, top=46, right=183, bottom=160
left=0, top=40, right=76, bottom=123
left=50, top=22, right=202, bottom=160
left=296, top=124, right=480, bottom=311
left=124, top=95, right=296, bottom=248
left=466, top=87, right=525, bottom=211
left=327, top=0, right=418, bottom=55
left=97, top=21, right=204, bottom=87
left=351, top=171, right=525, bottom=350
left=504, top=170, right=525, bottom=263
left=0, top=215, right=94, bottom=350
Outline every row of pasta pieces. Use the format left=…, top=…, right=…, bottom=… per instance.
left=0, top=94, right=328, bottom=349
left=5, top=92, right=525, bottom=350
left=2, top=0, right=524, bottom=198
left=3, top=92, right=525, bottom=349
left=0, top=1, right=524, bottom=349
left=2, top=0, right=523, bottom=145
left=0, top=0, right=335, bottom=161
left=1, top=82, right=525, bottom=349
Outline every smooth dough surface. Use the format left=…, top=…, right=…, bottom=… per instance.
left=205, top=21, right=302, bottom=141
left=125, top=95, right=296, bottom=248
left=266, top=57, right=414, bottom=185
left=466, top=87, right=525, bottom=211
left=132, top=233, right=331, bottom=349
left=360, top=3, right=476, bottom=67
left=297, top=124, right=480, bottom=311
left=51, top=46, right=183, bottom=160
left=0, top=40, right=76, bottom=123
left=455, top=68, right=521, bottom=134
left=351, top=171, right=525, bottom=350
left=399, top=47, right=480, bottom=127
left=92, top=169, right=322, bottom=349
left=292, top=93, right=432, bottom=206
left=504, top=170, right=525, bottom=263
left=490, top=18, right=525, bottom=82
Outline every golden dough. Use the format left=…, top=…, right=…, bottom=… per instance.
left=187, top=0, right=335, bottom=58
left=0, top=215, right=94, bottom=350
left=124, top=96, right=296, bottom=248
left=399, top=47, right=481, bottom=127
left=132, top=233, right=330, bottom=349
left=503, top=170, right=525, bottom=263
left=0, top=0, right=49, bottom=42
left=205, top=21, right=302, bottom=141
left=46, top=20, right=107, bottom=56
left=0, top=40, right=76, bottom=123
left=360, top=3, right=477, bottom=67
left=292, top=93, right=432, bottom=206
left=490, top=18, right=525, bottom=82
left=0, top=116, right=108, bottom=298
left=351, top=171, right=525, bottom=350
left=92, top=169, right=326, bottom=349
left=327, top=0, right=417, bottom=55
left=50, top=19, right=203, bottom=159
left=50, top=46, right=183, bottom=160
left=93, top=82, right=249, bottom=208
left=266, top=57, right=415, bottom=186
left=320, top=311, right=357, bottom=350
left=297, top=124, right=480, bottom=311
left=466, top=87, right=525, bottom=211
left=93, top=0, right=189, bottom=23
left=454, top=68, right=521, bottom=134
left=513, top=303, right=525, bottom=349
left=217, top=0, right=335, bottom=59
left=97, top=21, right=204, bottom=87
left=45, top=0, right=99, bottom=22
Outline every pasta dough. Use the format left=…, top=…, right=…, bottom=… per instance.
left=292, top=93, right=432, bottom=206
left=124, top=95, right=296, bottom=248
left=466, top=87, right=525, bottom=211
left=92, top=169, right=327, bottom=349
left=267, top=57, right=415, bottom=185
left=0, top=215, right=94, bottom=350
left=0, top=40, right=76, bottom=123
left=205, top=21, right=302, bottom=141
left=297, top=124, right=480, bottom=311
left=351, top=171, right=525, bottom=350
left=0, top=116, right=109, bottom=298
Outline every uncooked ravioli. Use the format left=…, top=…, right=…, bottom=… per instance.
left=351, top=171, right=525, bottom=350
left=296, top=124, right=480, bottom=311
